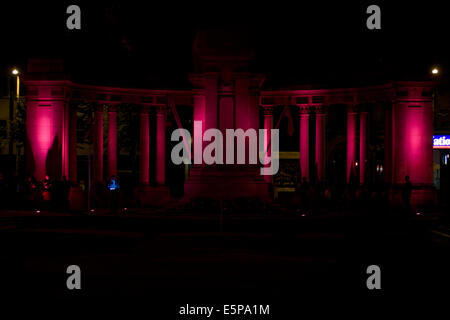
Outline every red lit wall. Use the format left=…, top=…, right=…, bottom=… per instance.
left=25, top=82, right=69, bottom=181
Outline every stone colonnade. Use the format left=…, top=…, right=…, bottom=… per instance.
left=23, top=79, right=435, bottom=198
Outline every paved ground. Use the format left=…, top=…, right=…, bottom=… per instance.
left=0, top=208, right=449, bottom=314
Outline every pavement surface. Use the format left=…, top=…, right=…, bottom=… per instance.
left=0, top=208, right=449, bottom=314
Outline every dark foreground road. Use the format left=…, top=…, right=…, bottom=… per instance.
left=0, top=209, right=449, bottom=315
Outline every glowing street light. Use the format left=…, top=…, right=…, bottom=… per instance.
left=11, top=68, right=20, bottom=98
left=9, top=67, right=21, bottom=156
left=431, top=67, right=439, bottom=75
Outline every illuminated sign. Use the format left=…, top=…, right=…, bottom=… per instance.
left=433, top=135, right=450, bottom=149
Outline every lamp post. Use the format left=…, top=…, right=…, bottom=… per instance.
left=9, top=68, right=20, bottom=156
left=431, top=66, right=442, bottom=196
left=431, top=66, right=440, bottom=131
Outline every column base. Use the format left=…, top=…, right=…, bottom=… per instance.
left=68, top=186, right=87, bottom=211
left=136, top=185, right=171, bottom=207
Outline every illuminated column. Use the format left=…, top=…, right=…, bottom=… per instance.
left=62, top=101, right=70, bottom=179
left=384, top=104, right=393, bottom=184
left=107, top=105, right=118, bottom=179
left=156, top=106, right=167, bottom=185
left=300, top=106, right=310, bottom=180
left=392, top=100, right=433, bottom=185
left=26, top=98, right=65, bottom=180
left=346, top=105, right=357, bottom=183
left=315, top=106, right=326, bottom=182
left=263, top=107, right=273, bottom=183
left=193, top=94, right=206, bottom=164
left=24, top=81, right=68, bottom=181
left=359, top=110, right=368, bottom=184
left=69, top=103, right=78, bottom=183
left=93, top=104, right=103, bottom=182
left=139, top=106, right=150, bottom=184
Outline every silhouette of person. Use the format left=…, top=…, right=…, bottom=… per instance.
left=42, top=175, right=52, bottom=204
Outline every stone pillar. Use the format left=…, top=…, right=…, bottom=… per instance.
left=359, top=110, right=368, bottom=184
left=25, top=87, right=67, bottom=181
left=384, top=104, right=393, bottom=184
left=156, top=106, right=167, bottom=185
left=392, top=100, right=434, bottom=185
left=300, top=106, right=310, bottom=180
left=139, top=106, right=150, bottom=184
left=388, top=86, right=435, bottom=207
left=62, top=101, right=70, bottom=179
left=346, top=105, right=357, bottom=183
left=315, top=106, right=326, bottom=182
left=263, top=107, right=273, bottom=183
left=193, top=94, right=206, bottom=164
left=107, top=105, right=118, bottom=179
left=23, top=61, right=67, bottom=181
left=93, top=104, right=103, bottom=183
left=69, top=103, right=78, bottom=183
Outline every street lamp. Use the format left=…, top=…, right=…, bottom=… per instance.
left=11, top=68, right=20, bottom=98
left=9, top=67, right=20, bottom=162
left=431, top=66, right=442, bottom=189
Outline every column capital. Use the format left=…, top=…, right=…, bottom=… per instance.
left=193, top=92, right=205, bottom=97
left=299, top=105, right=311, bottom=115
left=156, top=105, right=167, bottom=115
left=107, top=104, right=119, bottom=112
left=346, top=104, right=358, bottom=114
left=262, top=106, right=274, bottom=116
left=313, top=104, right=326, bottom=114
left=140, top=105, right=151, bottom=114
left=192, top=92, right=206, bottom=106
left=93, top=102, right=104, bottom=112
left=359, top=103, right=369, bottom=114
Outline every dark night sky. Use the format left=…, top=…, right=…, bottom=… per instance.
left=1, top=1, right=449, bottom=92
